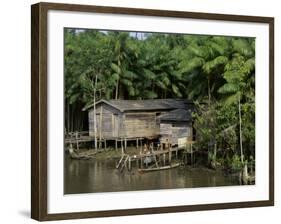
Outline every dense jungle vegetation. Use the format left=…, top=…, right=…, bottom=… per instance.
left=64, top=29, right=255, bottom=170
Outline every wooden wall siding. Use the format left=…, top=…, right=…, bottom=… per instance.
left=160, top=123, right=172, bottom=135
left=90, top=110, right=162, bottom=138
left=88, top=109, right=95, bottom=137
left=123, top=112, right=160, bottom=138
left=160, top=123, right=192, bottom=145
left=89, top=104, right=120, bottom=138
left=89, top=104, right=193, bottom=140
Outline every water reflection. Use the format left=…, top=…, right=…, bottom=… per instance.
left=64, top=155, right=241, bottom=194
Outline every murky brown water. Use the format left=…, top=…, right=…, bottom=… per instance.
left=64, top=155, right=241, bottom=194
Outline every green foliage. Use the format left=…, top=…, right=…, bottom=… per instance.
left=230, top=154, right=243, bottom=170
left=192, top=101, right=217, bottom=149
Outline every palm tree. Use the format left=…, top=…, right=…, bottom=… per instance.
left=218, top=38, right=255, bottom=163
left=179, top=36, right=230, bottom=103
left=109, top=32, right=138, bottom=99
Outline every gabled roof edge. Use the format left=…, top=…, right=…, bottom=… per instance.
left=82, top=99, right=123, bottom=112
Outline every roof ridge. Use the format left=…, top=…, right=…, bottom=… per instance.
left=83, top=98, right=193, bottom=111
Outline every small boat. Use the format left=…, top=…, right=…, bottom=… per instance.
left=138, top=162, right=181, bottom=172
left=70, top=151, right=93, bottom=160
left=68, top=148, right=97, bottom=160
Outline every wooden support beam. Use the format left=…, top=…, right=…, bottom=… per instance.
left=124, top=156, right=127, bottom=169
left=115, top=139, right=118, bottom=151
left=183, top=152, right=187, bottom=165
left=169, top=150, right=172, bottom=164
left=99, top=106, right=103, bottom=146
left=124, top=138, right=127, bottom=150
left=191, top=143, right=193, bottom=166
left=75, top=132, right=79, bottom=151
left=153, top=154, right=159, bottom=168
left=128, top=156, right=131, bottom=171
left=69, top=143, right=74, bottom=154
left=121, top=139, right=124, bottom=155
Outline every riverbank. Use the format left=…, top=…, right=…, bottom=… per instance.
left=68, top=147, right=255, bottom=181
left=64, top=151, right=249, bottom=194
left=69, top=146, right=153, bottom=160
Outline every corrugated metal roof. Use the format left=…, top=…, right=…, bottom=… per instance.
left=83, top=98, right=192, bottom=112
left=158, top=109, right=193, bottom=122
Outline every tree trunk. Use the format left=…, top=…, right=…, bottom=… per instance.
left=70, top=104, right=74, bottom=132
left=207, top=78, right=211, bottom=106
left=94, top=75, right=98, bottom=151
left=214, top=143, right=217, bottom=167
left=115, top=79, right=119, bottom=100
left=242, top=163, right=248, bottom=184
left=115, top=57, right=121, bottom=100
left=238, top=95, right=244, bottom=164
left=67, top=100, right=70, bottom=133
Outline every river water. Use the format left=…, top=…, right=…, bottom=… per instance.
left=64, top=155, right=241, bottom=194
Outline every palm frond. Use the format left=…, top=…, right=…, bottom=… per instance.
left=218, top=83, right=239, bottom=94
left=143, top=90, right=158, bottom=99
left=203, top=56, right=228, bottom=74
left=179, top=57, right=204, bottom=73
left=172, top=84, right=183, bottom=97
left=110, top=63, right=121, bottom=74
left=142, top=68, right=156, bottom=80
left=120, top=78, right=133, bottom=87
left=224, top=92, right=240, bottom=105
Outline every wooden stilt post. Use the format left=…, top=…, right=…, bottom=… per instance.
left=99, top=106, right=103, bottom=149
left=136, top=138, right=138, bottom=149
left=124, top=138, right=127, bottom=150
left=153, top=153, right=159, bottom=168
left=124, top=156, right=127, bottom=170
left=169, top=151, right=172, bottom=164
left=75, top=132, right=80, bottom=151
left=128, top=156, right=131, bottom=171
left=168, top=143, right=172, bottom=164
left=191, top=143, right=193, bottom=166
left=69, top=143, right=74, bottom=154
left=163, top=153, right=166, bottom=166
left=121, top=139, right=124, bottom=155
left=115, top=139, right=118, bottom=151
left=104, top=139, right=107, bottom=150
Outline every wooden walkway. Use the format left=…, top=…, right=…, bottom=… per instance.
left=116, top=147, right=184, bottom=172
left=65, top=131, right=145, bottom=151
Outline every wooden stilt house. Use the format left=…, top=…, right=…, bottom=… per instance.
left=83, top=99, right=194, bottom=147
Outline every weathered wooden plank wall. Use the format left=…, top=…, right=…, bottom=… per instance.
left=89, top=103, right=120, bottom=138
left=123, top=112, right=160, bottom=138
left=89, top=103, right=193, bottom=141
left=160, top=122, right=192, bottom=145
